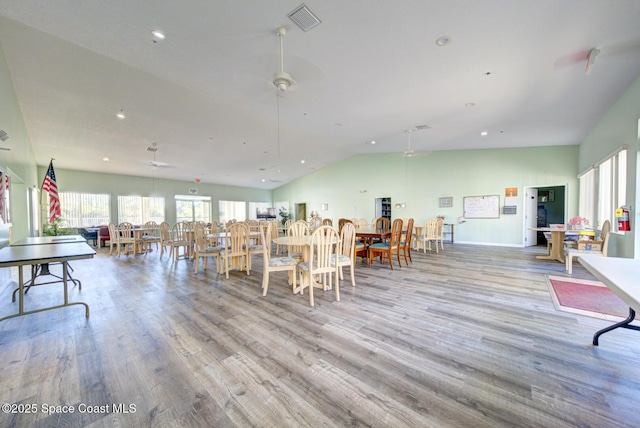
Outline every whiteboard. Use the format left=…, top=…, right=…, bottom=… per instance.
left=463, top=195, right=500, bottom=219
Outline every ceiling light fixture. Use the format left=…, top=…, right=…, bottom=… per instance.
left=465, top=102, right=476, bottom=108
left=151, top=30, right=166, bottom=40
left=370, top=140, right=376, bottom=145
left=435, top=36, right=450, bottom=46
left=102, top=157, right=109, bottom=162
left=116, top=110, right=125, bottom=119
left=480, top=131, right=488, bottom=136
left=300, top=159, right=306, bottom=164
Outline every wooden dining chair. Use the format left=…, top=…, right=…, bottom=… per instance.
left=331, top=222, right=363, bottom=287
left=104, top=223, right=116, bottom=255
left=368, top=218, right=403, bottom=270
left=435, top=218, right=446, bottom=251
left=287, top=220, right=309, bottom=262
left=260, top=222, right=298, bottom=296
left=418, top=219, right=439, bottom=253
left=117, top=222, right=137, bottom=257
left=193, top=223, right=223, bottom=274
left=159, top=221, right=172, bottom=258
left=142, top=220, right=161, bottom=252
left=169, top=222, right=191, bottom=261
left=297, top=225, right=340, bottom=307
left=400, top=218, right=414, bottom=265
left=220, top=222, right=250, bottom=279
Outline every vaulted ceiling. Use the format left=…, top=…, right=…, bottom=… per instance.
left=1, top=1, right=640, bottom=189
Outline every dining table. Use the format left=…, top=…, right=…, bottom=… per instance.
left=355, top=228, right=391, bottom=247
left=529, top=227, right=580, bottom=263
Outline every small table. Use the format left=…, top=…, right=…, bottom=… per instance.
left=0, top=242, right=95, bottom=323
left=530, top=227, right=569, bottom=263
left=578, top=255, right=640, bottom=345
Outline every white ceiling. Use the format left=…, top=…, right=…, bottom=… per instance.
left=1, top=1, right=640, bottom=189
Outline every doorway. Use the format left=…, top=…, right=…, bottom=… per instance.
left=524, top=185, right=567, bottom=247
left=295, top=203, right=306, bottom=221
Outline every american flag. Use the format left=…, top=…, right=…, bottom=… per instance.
left=42, top=160, right=61, bottom=223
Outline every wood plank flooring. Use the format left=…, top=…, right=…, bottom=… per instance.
left=1, top=243, right=639, bottom=427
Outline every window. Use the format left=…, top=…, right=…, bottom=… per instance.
left=248, top=202, right=271, bottom=220
left=579, top=169, right=595, bottom=228
left=579, top=148, right=626, bottom=231
left=176, top=195, right=211, bottom=223
left=60, top=192, right=110, bottom=227
left=218, top=200, right=246, bottom=223
left=118, top=195, right=165, bottom=224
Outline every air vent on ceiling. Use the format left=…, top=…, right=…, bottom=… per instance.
left=415, top=124, right=431, bottom=130
left=288, top=4, right=322, bottom=32
left=145, top=146, right=158, bottom=153
left=0, top=130, right=8, bottom=141
left=189, top=188, right=198, bottom=195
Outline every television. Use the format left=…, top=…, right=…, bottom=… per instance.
left=257, top=207, right=277, bottom=219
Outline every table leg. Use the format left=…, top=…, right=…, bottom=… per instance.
left=592, top=307, right=640, bottom=346
left=536, top=231, right=566, bottom=263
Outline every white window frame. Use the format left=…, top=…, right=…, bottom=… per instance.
left=175, top=195, right=211, bottom=223
left=218, top=200, right=246, bottom=223
left=60, top=192, right=111, bottom=227
left=579, top=147, right=626, bottom=232
left=118, top=195, right=165, bottom=224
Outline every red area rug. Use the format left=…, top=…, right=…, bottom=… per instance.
left=546, top=276, right=632, bottom=320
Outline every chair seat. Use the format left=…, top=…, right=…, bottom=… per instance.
left=565, top=249, right=603, bottom=256
left=355, top=242, right=365, bottom=249
left=370, top=242, right=389, bottom=249
left=298, top=261, right=318, bottom=271
left=269, top=257, right=298, bottom=267
left=247, top=244, right=263, bottom=251
left=201, top=246, right=224, bottom=254
left=330, top=254, right=351, bottom=266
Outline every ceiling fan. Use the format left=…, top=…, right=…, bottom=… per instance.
left=555, top=39, right=640, bottom=75
left=145, top=143, right=175, bottom=169
left=401, top=128, right=432, bottom=158
left=272, top=26, right=297, bottom=94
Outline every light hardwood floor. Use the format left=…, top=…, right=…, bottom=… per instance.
left=0, top=243, right=639, bottom=427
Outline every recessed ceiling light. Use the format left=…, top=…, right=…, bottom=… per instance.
left=300, top=159, right=306, bottom=164
left=151, top=30, right=166, bottom=40
left=116, top=110, right=125, bottom=119
left=370, top=140, right=376, bottom=145
left=465, top=102, right=476, bottom=107
left=435, top=36, right=450, bottom=46
left=261, top=179, right=266, bottom=183
left=480, top=131, right=488, bottom=136
left=102, top=157, right=109, bottom=162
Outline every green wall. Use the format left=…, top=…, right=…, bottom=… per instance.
left=273, top=145, right=580, bottom=246
left=38, top=167, right=272, bottom=225
left=580, top=74, right=640, bottom=258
